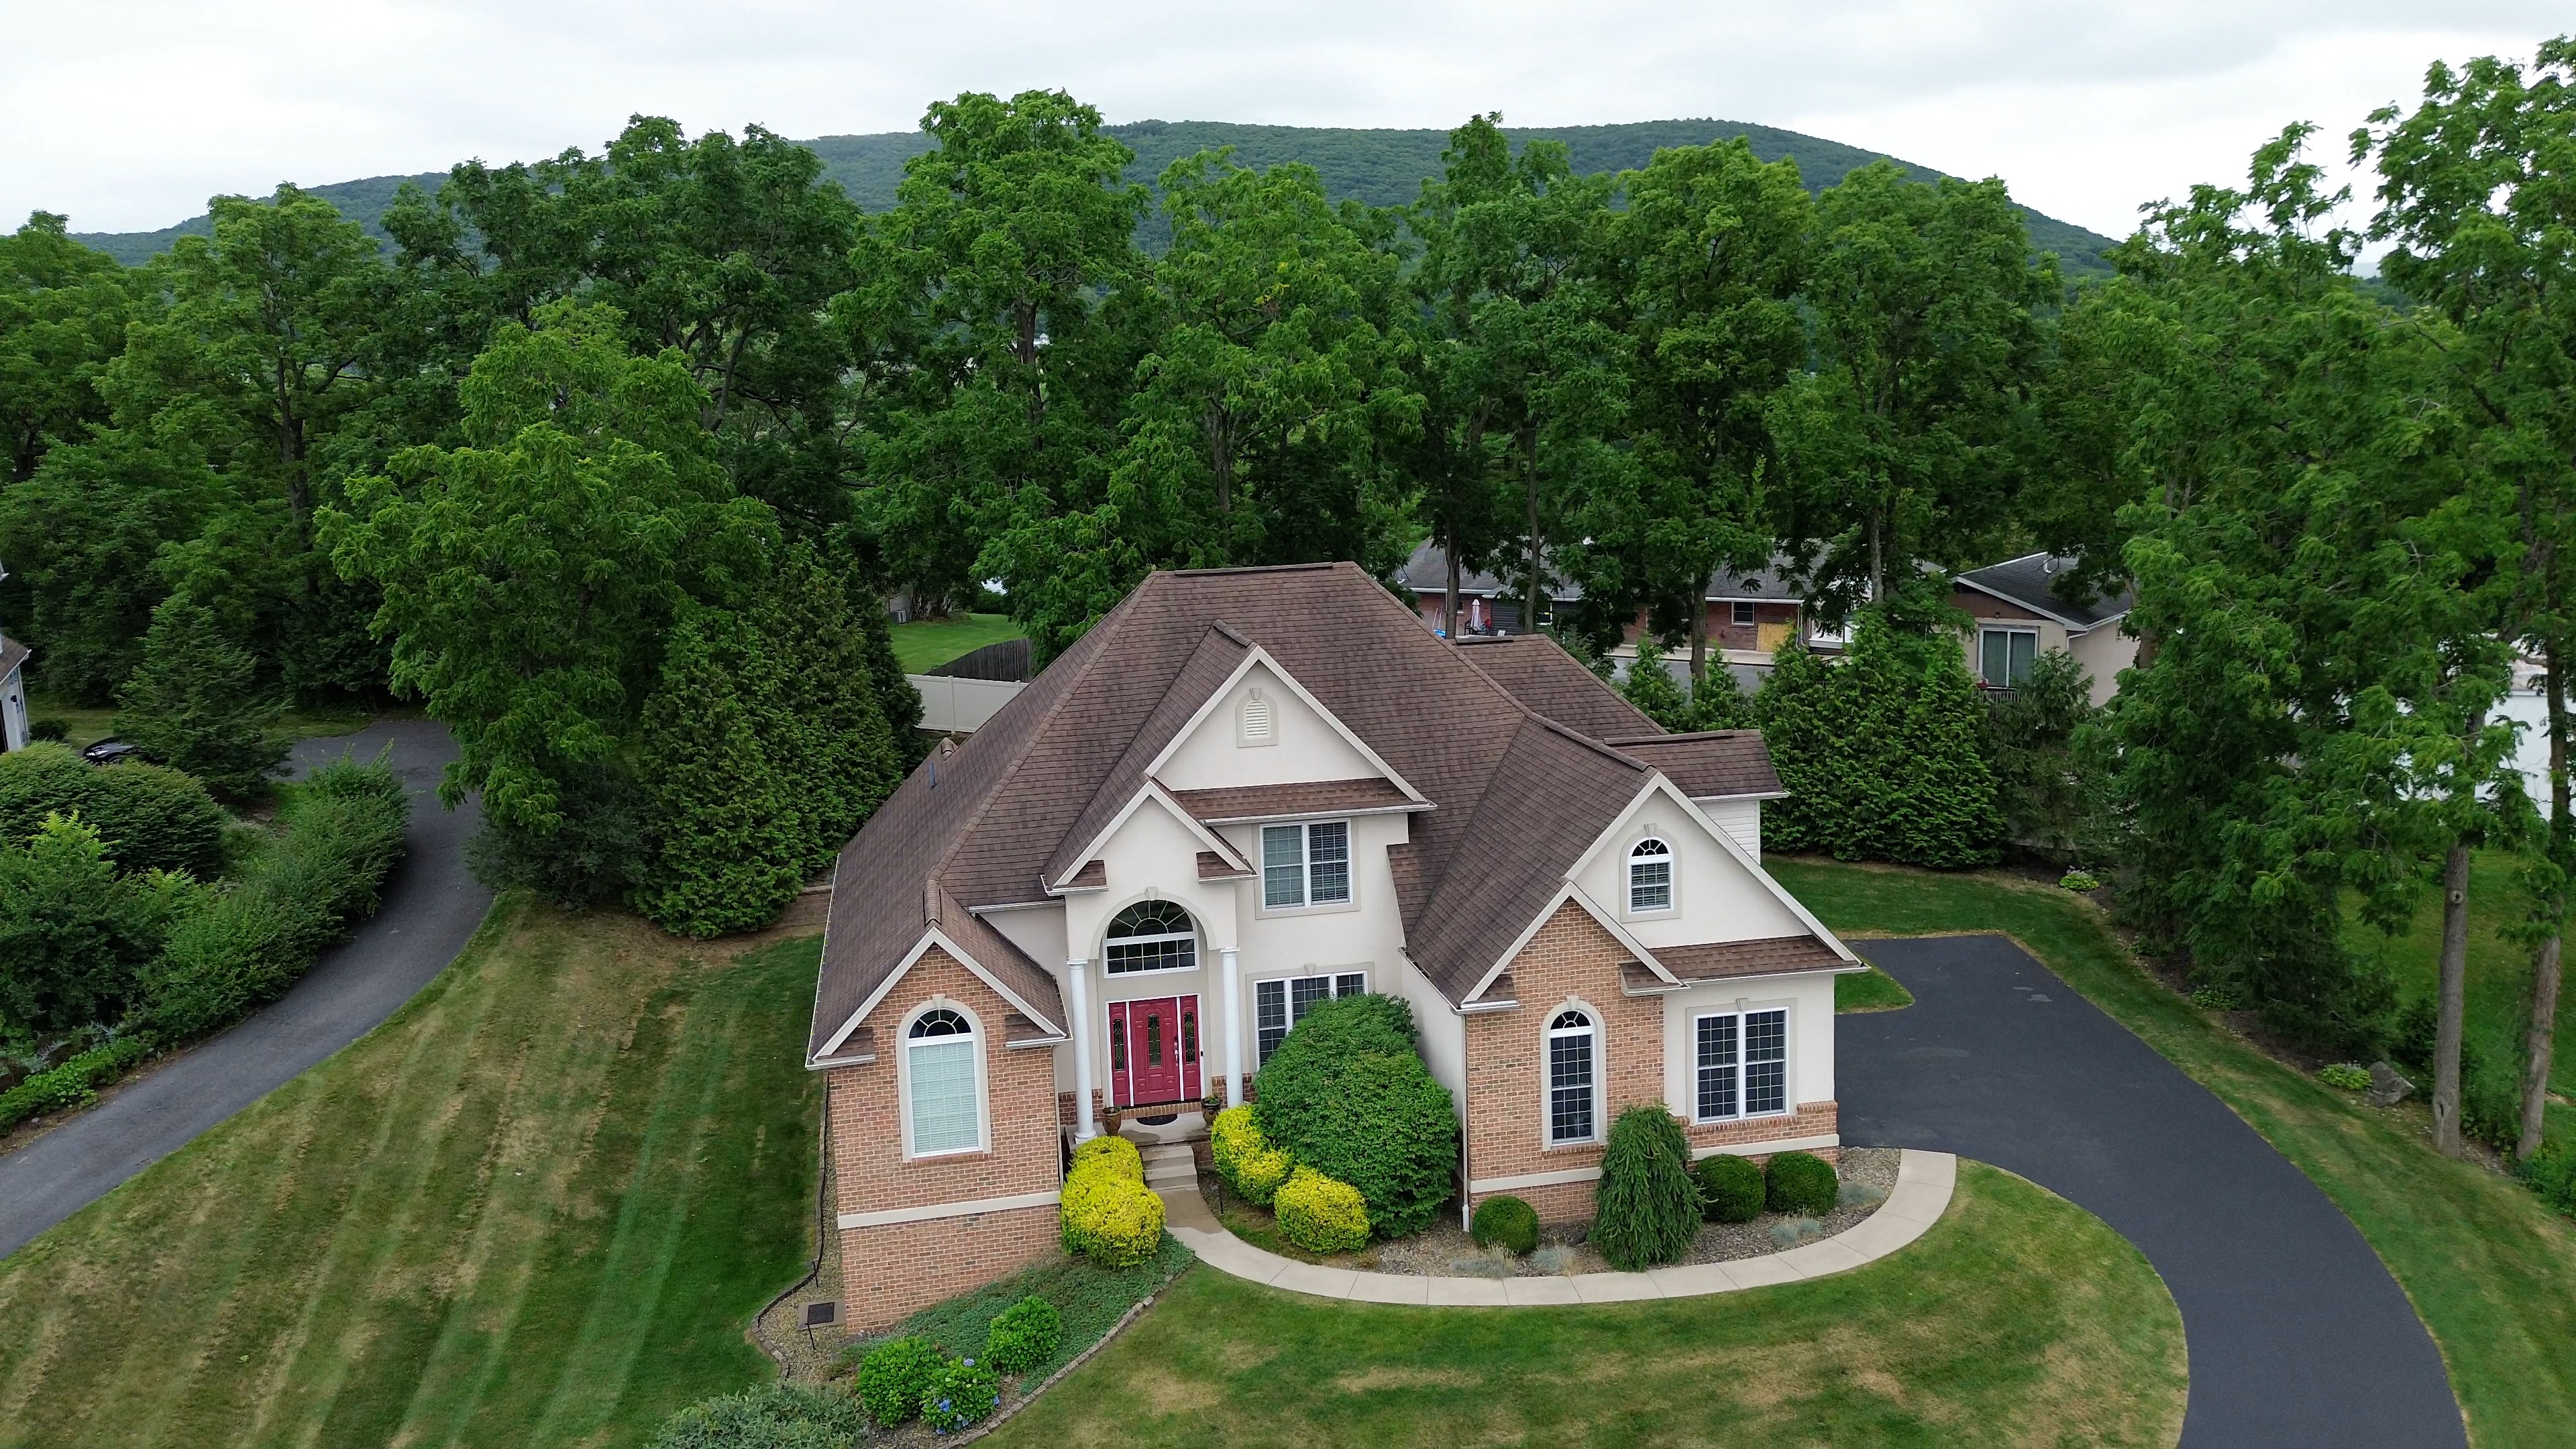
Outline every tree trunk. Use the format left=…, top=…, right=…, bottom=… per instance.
left=2434, top=836, right=2473, bottom=1158
left=2524, top=653, right=2569, bottom=1161
left=1444, top=539, right=1461, bottom=641
left=1688, top=573, right=1711, bottom=688
left=1522, top=424, right=1542, bottom=635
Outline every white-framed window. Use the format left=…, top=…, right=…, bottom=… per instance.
left=1628, top=837, right=1674, bottom=913
left=1731, top=600, right=1756, bottom=627
left=1547, top=1008, right=1598, bottom=1143
left=1978, top=627, right=2038, bottom=689
left=1695, top=1008, right=1788, bottom=1121
left=1104, top=900, right=1197, bottom=975
left=1261, top=821, right=1351, bottom=910
left=904, top=1006, right=983, bottom=1157
left=1254, top=971, right=1368, bottom=1065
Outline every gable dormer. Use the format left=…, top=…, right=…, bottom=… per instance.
left=1154, top=653, right=1419, bottom=799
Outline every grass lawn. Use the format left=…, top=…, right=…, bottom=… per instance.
left=2345, top=849, right=2575, bottom=1142
left=23, top=688, right=411, bottom=752
left=1770, top=857, right=2576, bottom=1446
left=0, top=901, right=818, bottom=1449
left=992, top=1163, right=2184, bottom=1446
left=1836, top=964, right=1916, bottom=1012
left=888, top=612, right=1023, bottom=674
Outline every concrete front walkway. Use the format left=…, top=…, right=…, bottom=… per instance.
left=1157, top=1148, right=1957, bottom=1305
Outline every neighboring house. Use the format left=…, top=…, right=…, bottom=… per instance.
left=1395, top=541, right=1813, bottom=663
left=0, top=559, right=28, bottom=754
left=1953, top=553, right=2137, bottom=708
left=812, top=561, right=1859, bottom=1328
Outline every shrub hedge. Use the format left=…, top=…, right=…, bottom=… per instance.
left=137, top=753, right=409, bottom=1040
left=1061, top=1160, right=1164, bottom=1267
left=648, top=1382, right=867, bottom=1449
left=855, top=1336, right=943, bottom=1427
left=1252, top=994, right=1458, bottom=1238
left=0, top=742, right=227, bottom=879
left=0, top=1034, right=154, bottom=1134
left=1593, top=1106, right=1700, bottom=1269
left=1469, top=1194, right=1538, bottom=1254
left=1764, top=1150, right=1839, bottom=1216
left=1275, top=1166, right=1370, bottom=1254
left=981, top=1294, right=1063, bottom=1375
left=1696, top=1152, right=1766, bottom=1223
left=1210, top=1104, right=1291, bottom=1205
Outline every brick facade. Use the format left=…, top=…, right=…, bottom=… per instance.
left=831, top=947, right=1065, bottom=1329
left=1462, top=902, right=1836, bottom=1224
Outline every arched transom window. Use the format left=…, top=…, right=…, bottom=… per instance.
left=906, top=1008, right=980, bottom=1155
left=1548, top=1008, right=1597, bottom=1143
left=1105, top=900, right=1197, bottom=975
left=1629, top=837, right=1674, bottom=912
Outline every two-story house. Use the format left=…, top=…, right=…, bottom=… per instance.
left=811, top=562, right=1860, bottom=1327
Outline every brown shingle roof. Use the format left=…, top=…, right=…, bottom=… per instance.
left=1598, top=732, right=1783, bottom=799
left=1455, top=635, right=1658, bottom=739
left=814, top=561, right=1815, bottom=1057
left=0, top=635, right=28, bottom=684
left=1197, top=850, right=1254, bottom=881
left=1169, top=777, right=1417, bottom=823
left=1655, top=936, right=1847, bottom=981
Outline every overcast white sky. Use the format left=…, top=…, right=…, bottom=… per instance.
left=3, top=1, right=2565, bottom=239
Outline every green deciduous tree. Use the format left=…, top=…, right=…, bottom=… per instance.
left=114, top=596, right=289, bottom=799
left=0, top=213, right=134, bottom=484
left=0, top=814, right=199, bottom=1036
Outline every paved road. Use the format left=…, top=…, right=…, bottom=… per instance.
left=0, top=720, right=490, bottom=1261
left=1842, top=935, right=2465, bottom=1449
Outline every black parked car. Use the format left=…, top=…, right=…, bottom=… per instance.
left=82, top=739, right=146, bottom=765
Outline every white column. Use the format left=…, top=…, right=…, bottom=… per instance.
left=1067, top=957, right=1097, bottom=1141
left=1220, top=945, right=1245, bottom=1108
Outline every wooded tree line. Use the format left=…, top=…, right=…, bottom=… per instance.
left=2, top=48, right=2572, bottom=1165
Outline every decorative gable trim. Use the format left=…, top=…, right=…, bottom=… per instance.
left=1141, top=645, right=1430, bottom=808
left=1564, top=774, right=1859, bottom=967
left=808, top=927, right=1064, bottom=1068
left=1044, top=780, right=1251, bottom=894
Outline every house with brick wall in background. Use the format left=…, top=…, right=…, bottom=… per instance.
left=811, top=561, right=1862, bottom=1328
left=1396, top=540, right=1818, bottom=665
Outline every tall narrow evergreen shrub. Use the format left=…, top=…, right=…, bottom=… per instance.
left=1591, top=1106, right=1700, bottom=1269
left=1758, top=626, right=2004, bottom=867
left=113, top=597, right=288, bottom=799
left=633, top=608, right=805, bottom=936
left=763, top=545, right=902, bottom=873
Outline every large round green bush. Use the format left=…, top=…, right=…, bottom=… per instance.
left=855, top=1336, right=942, bottom=1427
left=981, top=1294, right=1062, bottom=1375
left=1592, top=1106, right=1700, bottom=1270
left=1764, top=1150, right=1838, bottom=1217
left=1695, top=1153, right=1766, bottom=1223
left=1252, top=994, right=1458, bottom=1238
left=1470, top=1195, right=1539, bottom=1254
left=0, top=741, right=227, bottom=878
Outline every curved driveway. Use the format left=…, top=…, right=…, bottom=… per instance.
left=1842, top=935, right=2463, bottom=1448
left=0, top=720, right=490, bottom=1261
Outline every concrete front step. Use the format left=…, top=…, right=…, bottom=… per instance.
left=1139, top=1144, right=1198, bottom=1186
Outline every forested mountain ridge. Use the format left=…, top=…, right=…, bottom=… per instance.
left=70, top=117, right=2120, bottom=272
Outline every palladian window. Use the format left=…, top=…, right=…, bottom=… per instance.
left=1104, top=900, right=1197, bottom=975
left=1629, top=837, right=1674, bottom=912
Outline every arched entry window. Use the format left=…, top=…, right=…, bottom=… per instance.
left=905, top=1008, right=980, bottom=1156
left=1105, top=900, right=1197, bottom=974
left=1548, top=1008, right=1597, bottom=1143
left=1628, top=837, right=1674, bottom=912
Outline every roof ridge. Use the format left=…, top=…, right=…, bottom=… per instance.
left=1527, top=711, right=1654, bottom=772
left=1601, top=729, right=1756, bottom=745
left=1166, top=562, right=1340, bottom=577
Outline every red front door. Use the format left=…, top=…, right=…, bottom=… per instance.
left=1108, top=996, right=1202, bottom=1107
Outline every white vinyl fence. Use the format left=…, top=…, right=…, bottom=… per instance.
left=909, top=675, right=1025, bottom=734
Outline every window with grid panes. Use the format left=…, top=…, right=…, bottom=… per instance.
left=1547, top=1009, right=1596, bottom=1142
left=1695, top=1008, right=1788, bottom=1120
left=1253, top=971, right=1368, bottom=1065
left=906, top=1008, right=979, bottom=1154
left=1260, top=821, right=1351, bottom=908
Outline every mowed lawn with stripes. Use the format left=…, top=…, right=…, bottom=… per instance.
left=0, top=902, right=818, bottom=1449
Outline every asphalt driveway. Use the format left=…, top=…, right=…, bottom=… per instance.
left=1842, top=934, right=2463, bottom=1448
left=0, top=719, right=491, bottom=1261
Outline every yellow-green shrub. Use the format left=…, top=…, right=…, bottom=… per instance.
left=1210, top=1105, right=1292, bottom=1205
left=1069, top=1132, right=1142, bottom=1183
left=1274, top=1166, right=1369, bottom=1254
left=1059, top=1165, right=1164, bottom=1267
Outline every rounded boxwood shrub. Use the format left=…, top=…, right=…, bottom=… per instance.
left=1592, top=1106, right=1700, bottom=1270
left=1060, top=1166, right=1165, bottom=1267
left=1252, top=995, right=1458, bottom=1238
left=982, top=1294, right=1062, bottom=1375
left=1210, top=1104, right=1292, bottom=1205
left=855, top=1335, right=943, bottom=1427
left=920, top=1355, right=1000, bottom=1434
left=1275, top=1166, right=1370, bottom=1253
left=1764, top=1150, right=1838, bottom=1217
left=1695, top=1153, right=1766, bottom=1224
left=1469, top=1195, right=1539, bottom=1255
left=1069, top=1131, right=1143, bottom=1182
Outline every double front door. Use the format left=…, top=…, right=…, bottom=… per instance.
left=1108, top=995, right=1203, bottom=1108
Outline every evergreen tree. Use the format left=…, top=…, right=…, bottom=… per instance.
left=633, top=608, right=805, bottom=937
left=113, top=596, right=289, bottom=799
left=765, top=544, right=902, bottom=872
left=1758, top=629, right=2003, bottom=867
left=855, top=583, right=927, bottom=761
left=1686, top=662, right=1756, bottom=731
left=1619, top=637, right=1693, bottom=731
